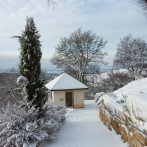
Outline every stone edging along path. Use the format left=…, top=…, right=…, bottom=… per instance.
left=98, top=101, right=147, bottom=147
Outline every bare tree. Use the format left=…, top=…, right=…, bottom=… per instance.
left=96, top=71, right=133, bottom=93
left=47, top=0, right=57, bottom=6
left=113, top=35, right=147, bottom=79
left=135, top=0, right=147, bottom=14
left=0, top=69, right=21, bottom=107
left=51, top=28, right=107, bottom=83
left=84, top=64, right=100, bottom=99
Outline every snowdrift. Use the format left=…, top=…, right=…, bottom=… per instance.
left=95, top=77, right=147, bottom=130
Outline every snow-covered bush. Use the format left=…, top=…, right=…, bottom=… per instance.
left=95, top=92, right=105, bottom=104
left=0, top=102, right=66, bottom=147
left=97, top=72, right=133, bottom=92
left=85, top=70, right=133, bottom=99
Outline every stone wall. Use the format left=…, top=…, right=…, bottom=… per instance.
left=99, top=103, right=147, bottom=147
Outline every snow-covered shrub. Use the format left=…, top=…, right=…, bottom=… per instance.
left=85, top=71, right=133, bottom=99
left=0, top=102, right=66, bottom=147
left=94, top=92, right=105, bottom=104
left=97, top=72, right=133, bottom=92
left=39, top=103, right=66, bottom=141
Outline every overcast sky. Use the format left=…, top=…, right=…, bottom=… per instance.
left=0, top=0, right=147, bottom=72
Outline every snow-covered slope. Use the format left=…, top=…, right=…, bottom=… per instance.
left=114, top=78, right=147, bottom=121
left=96, top=77, right=147, bottom=130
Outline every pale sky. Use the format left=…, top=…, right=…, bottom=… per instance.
left=0, top=0, right=147, bottom=72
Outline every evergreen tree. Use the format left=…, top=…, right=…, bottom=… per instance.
left=15, top=17, right=47, bottom=108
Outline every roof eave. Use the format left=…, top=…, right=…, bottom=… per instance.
left=49, top=87, right=89, bottom=91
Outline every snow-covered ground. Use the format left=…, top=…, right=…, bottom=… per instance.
left=40, top=100, right=127, bottom=147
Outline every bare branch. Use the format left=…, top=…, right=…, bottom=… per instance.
left=135, top=0, right=147, bottom=16
left=113, top=35, right=147, bottom=79
left=47, top=0, right=58, bottom=7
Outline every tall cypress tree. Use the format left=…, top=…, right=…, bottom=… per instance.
left=15, top=17, right=47, bottom=108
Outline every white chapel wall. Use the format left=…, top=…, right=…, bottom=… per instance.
left=52, top=91, right=65, bottom=105
left=73, top=90, right=84, bottom=108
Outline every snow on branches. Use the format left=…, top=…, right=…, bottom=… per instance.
left=17, top=76, right=28, bottom=87
left=0, top=102, right=66, bottom=147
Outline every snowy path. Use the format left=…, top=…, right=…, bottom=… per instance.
left=40, top=100, right=127, bottom=147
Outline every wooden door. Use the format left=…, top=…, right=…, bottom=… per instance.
left=66, top=92, right=73, bottom=107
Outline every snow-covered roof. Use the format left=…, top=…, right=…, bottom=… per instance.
left=45, top=73, right=88, bottom=91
